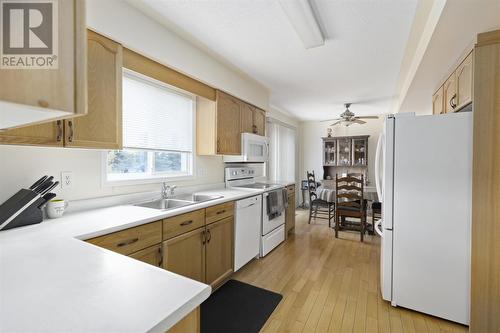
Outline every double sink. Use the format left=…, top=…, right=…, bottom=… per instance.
left=136, top=193, right=223, bottom=211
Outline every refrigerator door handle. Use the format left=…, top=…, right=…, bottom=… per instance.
left=375, top=133, right=384, bottom=201
left=375, top=219, right=384, bottom=237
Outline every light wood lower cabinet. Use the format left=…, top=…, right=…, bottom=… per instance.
left=205, top=216, right=234, bottom=288
left=285, top=185, right=296, bottom=236
left=162, top=227, right=206, bottom=283
left=167, top=307, right=200, bottom=333
left=129, top=244, right=162, bottom=267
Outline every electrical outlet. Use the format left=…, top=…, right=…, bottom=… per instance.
left=61, top=171, right=73, bottom=189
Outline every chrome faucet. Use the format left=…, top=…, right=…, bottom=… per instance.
left=162, top=183, right=177, bottom=199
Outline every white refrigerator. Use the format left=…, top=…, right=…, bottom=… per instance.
left=374, top=112, right=472, bottom=325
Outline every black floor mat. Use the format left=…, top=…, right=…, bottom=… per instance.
left=201, top=279, right=283, bottom=333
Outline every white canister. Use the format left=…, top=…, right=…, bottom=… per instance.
left=46, top=200, right=68, bottom=219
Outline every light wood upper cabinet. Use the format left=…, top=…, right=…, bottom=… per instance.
left=216, top=91, right=241, bottom=155
left=0, top=0, right=87, bottom=129
left=162, top=227, right=206, bottom=283
left=205, top=216, right=234, bottom=288
left=240, top=103, right=255, bottom=134
left=253, top=108, right=266, bottom=136
left=65, top=30, right=122, bottom=149
left=456, top=51, right=474, bottom=109
left=443, top=72, right=457, bottom=113
left=197, top=91, right=266, bottom=155
left=0, top=120, right=63, bottom=146
left=432, top=86, right=444, bottom=115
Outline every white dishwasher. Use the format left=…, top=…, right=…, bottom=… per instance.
left=234, top=195, right=262, bottom=271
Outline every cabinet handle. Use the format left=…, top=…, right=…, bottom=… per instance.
left=202, top=230, right=206, bottom=245
left=116, top=238, right=139, bottom=247
left=207, top=229, right=212, bottom=243
left=68, top=121, right=74, bottom=142
left=217, top=139, right=220, bottom=153
left=252, top=125, right=258, bottom=134
left=216, top=210, right=226, bottom=215
left=158, top=246, right=163, bottom=267
left=450, top=94, right=457, bottom=109
left=56, top=120, right=62, bottom=142
left=37, top=99, right=49, bottom=108
left=180, top=220, right=193, bottom=226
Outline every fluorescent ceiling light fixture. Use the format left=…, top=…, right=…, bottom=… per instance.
left=279, top=0, right=325, bottom=49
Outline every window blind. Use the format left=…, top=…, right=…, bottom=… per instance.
left=267, top=121, right=296, bottom=182
left=122, top=71, right=194, bottom=152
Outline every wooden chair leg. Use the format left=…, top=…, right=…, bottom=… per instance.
left=360, top=216, right=365, bottom=242
left=328, top=203, right=332, bottom=228
left=308, top=203, right=313, bottom=224
left=335, top=211, right=339, bottom=238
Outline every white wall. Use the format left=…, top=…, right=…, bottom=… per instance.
left=299, top=119, right=383, bottom=192
left=87, top=0, right=269, bottom=110
left=0, top=0, right=270, bottom=203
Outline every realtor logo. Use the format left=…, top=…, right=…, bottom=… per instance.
left=1, top=0, right=58, bottom=69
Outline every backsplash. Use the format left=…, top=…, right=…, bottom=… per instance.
left=0, top=145, right=225, bottom=204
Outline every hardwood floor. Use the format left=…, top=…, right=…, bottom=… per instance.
left=233, top=209, right=469, bottom=333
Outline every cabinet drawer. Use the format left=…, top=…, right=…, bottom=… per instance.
left=206, top=201, right=234, bottom=225
left=287, top=184, right=295, bottom=196
left=163, top=209, right=205, bottom=240
left=87, top=221, right=162, bottom=255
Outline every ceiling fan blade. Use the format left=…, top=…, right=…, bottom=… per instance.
left=321, top=118, right=341, bottom=123
left=356, top=116, right=379, bottom=120
left=352, top=119, right=366, bottom=124
left=330, top=121, right=342, bottom=126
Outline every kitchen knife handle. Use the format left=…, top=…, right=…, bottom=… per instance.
left=56, top=121, right=63, bottom=142
left=117, top=238, right=139, bottom=247
left=68, top=121, right=74, bottom=143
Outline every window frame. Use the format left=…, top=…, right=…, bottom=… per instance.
left=102, top=69, right=197, bottom=187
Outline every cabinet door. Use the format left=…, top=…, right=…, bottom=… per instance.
left=129, top=244, right=162, bottom=267
left=0, top=0, right=86, bottom=116
left=0, top=120, right=63, bottom=146
left=216, top=91, right=241, bottom=155
left=432, top=86, right=444, bottom=115
left=456, top=51, right=473, bottom=109
left=167, top=307, right=200, bottom=333
left=240, top=103, right=255, bottom=134
left=253, top=108, right=266, bottom=136
left=205, top=217, right=233, bottom=288
left=443, top=73, right=457, bottom=113
left=65, top=30, right=123, bottom=149
left=162, top=227, right=205, bottom=283
left=285, top=193, right=296, bottom=235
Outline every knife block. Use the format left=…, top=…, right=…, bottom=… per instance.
left=0, top=189, right=44, bottom=231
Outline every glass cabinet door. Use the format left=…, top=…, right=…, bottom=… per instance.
left=323, top=140, right=336, bottom=166
left=352, top=138, right=368, bottom=166
left=338, top=138, right=352, bottom=166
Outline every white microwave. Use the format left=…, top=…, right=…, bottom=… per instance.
left=223, top=133, right=269, bottom=163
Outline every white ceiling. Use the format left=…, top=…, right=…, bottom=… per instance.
left=128, top=0, right=418, bottom=121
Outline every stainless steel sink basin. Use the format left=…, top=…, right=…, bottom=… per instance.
left=174, top=193, right=223, bottom=202
left=136, top=199, right=194, bottom=210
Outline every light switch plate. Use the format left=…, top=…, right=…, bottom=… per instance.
left=61, top=171, right=73, bottom=189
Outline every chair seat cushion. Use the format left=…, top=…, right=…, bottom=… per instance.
left=372, top=202, right=382, bottom=210
left=315, top=187, right=335, bottom=203
left=337, top=205, right=361, bottom=212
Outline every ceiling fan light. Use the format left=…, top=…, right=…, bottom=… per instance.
left=279, top=0, right=325, bottom=49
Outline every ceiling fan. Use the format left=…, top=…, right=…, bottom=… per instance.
left=323, top=103, right=379, bottom=127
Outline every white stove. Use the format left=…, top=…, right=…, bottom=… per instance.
left=226, top=167, right=286, bottom=258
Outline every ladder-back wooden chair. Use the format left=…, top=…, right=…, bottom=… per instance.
left=307, top=171, right=335, bottom=226
left=335, top=174, right=367, bottom=241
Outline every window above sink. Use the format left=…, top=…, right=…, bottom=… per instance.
left=103, top=70, right=195, bottom=186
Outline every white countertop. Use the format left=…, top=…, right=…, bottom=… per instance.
left=0, top=187, right=266, bottom=333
